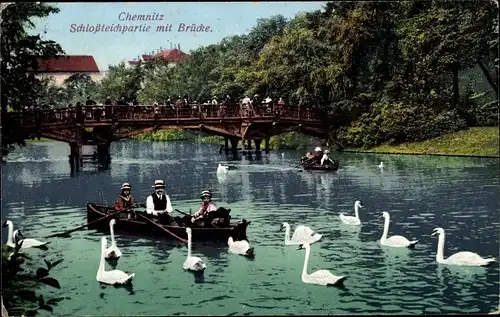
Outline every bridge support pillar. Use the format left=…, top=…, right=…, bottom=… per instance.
left=69, top=143, right=80, bottom=172
left=245, top=140, right=252, bottom=150
left=254, top=139, right=262, bottom=152
left=264, top=138, right=270, bottom=154
left=224, top=137, right=229, bottom=155
left=229, top=137, right=239, bottom=156
left=97, top=143, right=111, bottom=169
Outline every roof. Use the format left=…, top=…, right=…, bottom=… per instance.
left=128, top=48, right=190, bottom=65
left=153, top=48, right=189, bottom=63
left=31, top=55, right=100, bottom=73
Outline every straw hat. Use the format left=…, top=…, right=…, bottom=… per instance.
left=314, top=147, right=322, bottom=152
left=152, top=180, right=166, bottom=188
left=200, top=190, right=212, bottom=198
left=121, top=183, right=132, bottom=190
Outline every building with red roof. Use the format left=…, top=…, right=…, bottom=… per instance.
left=28, top=55, right=102, bottom=86
left=128, top=44, right=189, bottom=67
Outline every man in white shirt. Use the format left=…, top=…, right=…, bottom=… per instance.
left=146, top=180, right=173, bottom=218
left=320, top=150, right=330, bottom=166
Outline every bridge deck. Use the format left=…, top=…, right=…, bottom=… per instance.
left=8, top=104, right=327, bottom=128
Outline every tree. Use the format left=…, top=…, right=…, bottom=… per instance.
left=99, top=62, right=143, bottom=103
left=63, top=74, right=101, bottom=104
left=1, top=2, right=64, bottom=155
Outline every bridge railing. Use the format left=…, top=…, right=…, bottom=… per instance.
left=7, top=103, right=327, bottom=129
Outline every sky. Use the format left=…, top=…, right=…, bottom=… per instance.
left=29, top=2, right=327, bottom=71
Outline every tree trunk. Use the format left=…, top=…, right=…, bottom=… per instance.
left=478, top=60, right=499, bottom=93
left=452, top=64, right=460, bottom=109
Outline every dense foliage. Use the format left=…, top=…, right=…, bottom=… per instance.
left=2, top=1, right=499, bottom=153
left=1, top=2, right=64, bottom=155
left=96, top=1, right=500, bottom=149
left=1, top=243, right=65, bottom=316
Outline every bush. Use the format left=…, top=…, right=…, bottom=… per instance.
left=338, top=100, right=467, bottom=147
left=268, top=132, right=318, bottom=149
left=133, top=129, right=191, bottom=141
left=2, top=243, right=65, bottom=317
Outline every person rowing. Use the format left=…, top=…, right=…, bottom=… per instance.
left=146, top=180, right=173, bottom=224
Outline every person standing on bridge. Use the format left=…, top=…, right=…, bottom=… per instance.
left=146, top=180, right=173, bottom=223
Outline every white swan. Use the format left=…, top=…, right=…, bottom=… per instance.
left=297, top=243, right=347, bottom=286
left=105, top=219, right=122, bottom=260
left=379, top=212, right=419, bottom=248
left=339, top=200, right=363, bottom=226
left=217, top=163, right=229, bottom=173
left=183, top=228, right=206, bottom=272
left=378, top=162, right=384, bottom=168
left=228, top=237, right=254, bottom=257
left=96, top=237, right=134, bottom=285
left=3, top=220, right=49, bottom=249
left=431, top=228, right=496, bottom=266
left=280, top=222, right=322, bottom=245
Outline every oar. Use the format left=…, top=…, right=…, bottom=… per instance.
left=294, top=158, right=311, bottom=169
left=137, top=213, right=187, bottom=244
left=175, top=209, right=192, bottom=217
left=297, top=157, right=316, bottom=168
left=45, top=208, right=131, bottom=238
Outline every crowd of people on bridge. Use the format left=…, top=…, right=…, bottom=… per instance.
left=26, top=93, right=300, bottom=121
left=113, top=180, right=226, bottom=227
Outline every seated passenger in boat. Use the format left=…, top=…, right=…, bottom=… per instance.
left=321, top=150, right=330, bottom=166
left=114, top=183, right=135, bottom=219
left=191, top=190, right=218, bottom=225
left=313, top=147, right=324, bottom=165
left=146, top=180, right=173, bottom=223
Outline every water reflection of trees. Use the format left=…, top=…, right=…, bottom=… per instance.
left=5, top=141, right=499, bottom=219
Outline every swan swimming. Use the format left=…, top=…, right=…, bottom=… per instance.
left=228, top=237, right=254, bottom=257
left=105, top=219, right=122, bottom=260
left=279, top=222, right=322, bottom=245
left=96, top=237, right=134, bottom=285
left=183, top=228, right=207, bottom=272
left=378, top=212, right=419, bottom=248
left=339, top=200, right=363, bottom=226
left=217, top=164, right=229, bottom=173
left=431, top=228, right=496, bottom=267
left=378, top=162, right=384, bottom=168
left=3, top=221, right=49, bottom=249
left=297, top=243, right=347, bottom=286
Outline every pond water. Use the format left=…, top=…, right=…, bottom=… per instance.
left=2, top=140, right=499, bottom=315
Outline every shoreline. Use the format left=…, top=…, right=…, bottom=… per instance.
left=341, top=149, right=500, bottom=159
left=19, top=127, right=499, bottom=159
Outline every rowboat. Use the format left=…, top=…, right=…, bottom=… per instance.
left=300, top=158, right=339, bottom=171
left=86, top=203, right=250, bottom=242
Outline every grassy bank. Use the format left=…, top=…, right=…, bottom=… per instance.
left=344, top=127, right=499, bottom=158
left=25, top=137, right=53, bottom=143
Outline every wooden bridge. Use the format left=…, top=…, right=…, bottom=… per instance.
left=5, top=103, right=330, bottom=170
